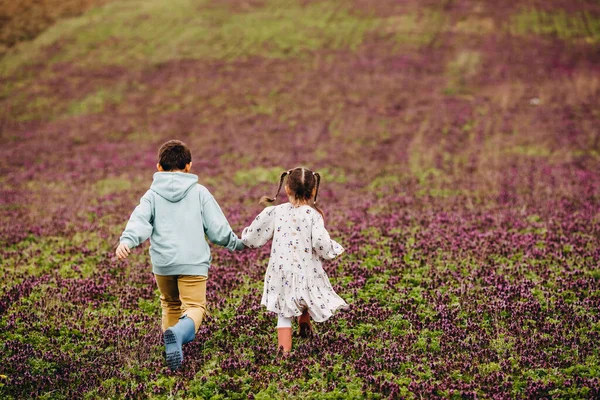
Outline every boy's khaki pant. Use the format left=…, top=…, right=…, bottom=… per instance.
left=154, top=274, right=207, bottom=333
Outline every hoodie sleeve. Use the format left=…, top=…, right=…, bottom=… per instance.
left=201, top=188, right=245, bottom=251
left=311, top=212, right=344, bottom=260
left=120, top=191, right=154, bottom=248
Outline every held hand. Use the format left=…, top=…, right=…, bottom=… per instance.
left=116, top=243, right=131, bottom=260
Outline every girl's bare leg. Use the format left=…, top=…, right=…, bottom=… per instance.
left=277, top=328, right=292, bottom=353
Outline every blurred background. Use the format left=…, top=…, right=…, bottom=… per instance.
left=1, top=0, right=598, bottom=220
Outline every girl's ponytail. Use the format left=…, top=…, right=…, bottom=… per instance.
left=313, top=172, right=321, bottom=204
left=312, top=172, right=325, bottom=221
left=259, top=171, right=288, bottom=207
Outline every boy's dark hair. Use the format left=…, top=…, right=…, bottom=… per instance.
left=260, top=167, right=324, bottom=218
left=158, top=140, right=192, bottom=171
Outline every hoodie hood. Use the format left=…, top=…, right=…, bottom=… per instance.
left=150, top=172, right=198, bottom=202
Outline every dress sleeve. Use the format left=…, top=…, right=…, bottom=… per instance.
left=241, top=207, right=276, bottom=248
left=311, top=212, right=344, bottom=260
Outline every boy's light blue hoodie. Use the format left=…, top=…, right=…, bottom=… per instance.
left=119, top=172, right=244, bottom=276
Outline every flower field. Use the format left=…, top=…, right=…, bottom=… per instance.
left=1, top=0, right=599, bottom=398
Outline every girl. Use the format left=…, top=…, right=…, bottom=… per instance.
left=241, top=167, right=348, bottom=353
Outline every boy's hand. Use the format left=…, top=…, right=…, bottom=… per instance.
left=116, top=243, right=131, bottom=260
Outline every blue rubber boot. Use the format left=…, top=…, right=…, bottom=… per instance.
left=164, top=316, right=196, bottom=371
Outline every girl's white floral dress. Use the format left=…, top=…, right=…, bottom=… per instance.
left=242, top=203, right=348, bottom=322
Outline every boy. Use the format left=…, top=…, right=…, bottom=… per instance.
left=116, top=139, right=245, bottom=371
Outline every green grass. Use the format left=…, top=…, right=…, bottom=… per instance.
left=1, top=0, right=378, bottom=73
left=233, top=166, right=346, bottom=187
left=445, top=50, right=482, bottom=94
left=67, top=87, right=126, bottom=116
left=93, top=177, right=132, bottom=196
left=385, top=10, right=446, bottom=48
left=454, top=16, right=496, bottom=35
left=0, top=233, right=106, bottom=281
left=368, top=174, right=400, bottom=190
left=510, top=9, right=600, bottom=43
left=233, top=166, right=285, bottom=186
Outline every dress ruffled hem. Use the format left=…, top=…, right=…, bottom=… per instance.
left=261, top=268, right=348, bottom=322
left=261, top=298, right=348, bottom=322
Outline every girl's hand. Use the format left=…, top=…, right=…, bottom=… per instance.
left=116, top=243, right=131, bottom=260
